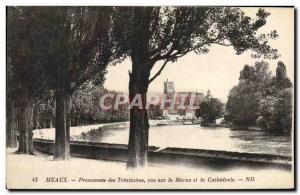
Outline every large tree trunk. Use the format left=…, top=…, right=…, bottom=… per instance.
left=126, top=7, right=153, bottom=168
left=54, top=64, right=71, bottom=160
left=127, top=41, right=151, bottom=168
left=54, top=92, right=70, bottom=160
left=6, top=97, right=18, bottom=148
left=17, top=98, right=34, bottom=154
left=127, top=68, right=150, bottom=168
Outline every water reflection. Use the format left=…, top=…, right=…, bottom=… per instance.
left=34, top=123, right=291, bottom=156
left=98, top=125, right=291, bottom=156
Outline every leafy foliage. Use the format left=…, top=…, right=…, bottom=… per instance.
left=225, top=61, right=293, bottom=134
left=7, top=7, right=51, bottom=101
left=113, top=7, right=279, bottom=84
left=8, top=6, right=123, bottom=101
left=225, top=61, right=272, bottom=127
left=196, top=94, right=224, bottom=124
left=71, top=86, right=129, bottom=125
left=33, top=7, right=122, bottom=93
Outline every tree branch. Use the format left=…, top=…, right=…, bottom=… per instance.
left=151, top=42, right=176, bottom=63
left=212, top=41, right=233, bottom=47
left=148, top=59, right=170, bottom=84
left=149, top=41, right=215, bottom=84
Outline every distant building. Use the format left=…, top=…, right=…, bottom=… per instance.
left=164, top=79, right=175, bottom=94
left=161, top=79, right=205, bottom=120
left=206, top=89, right=211, bottom=99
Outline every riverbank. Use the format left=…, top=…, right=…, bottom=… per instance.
left=6, top=148, right=294, bottom=189
left=33, top=138, right=292, bottom=170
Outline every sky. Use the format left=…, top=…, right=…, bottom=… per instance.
left=104, top=7, right=294, bottom=102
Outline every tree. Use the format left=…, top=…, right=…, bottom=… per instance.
left=196, top=96, right=224, bottom=125
left=274, top=61, right=292, bottom=90
left=70, top=85, right=129, bottom=125
left=113, top=7, right=279, bottom=167
left=6, top=96, right=17, bottom=148
left=35, top=7, right=122, bottom=160
left=225, top=61, right=272, bottom=127
left=7, top=7, right=122, bottom=159
left=256, top=95, right=276, bottom=131
left=271, top=88, right=292, bottom=134
left=271, top=62, right=293, bottom=134
left=33, top=98, right=55, bottom=129
left=257, top=62, right=293, bottom=134
left=226, top=61, right=293, bottom=134
left=7, top=7, right=51, bottom=153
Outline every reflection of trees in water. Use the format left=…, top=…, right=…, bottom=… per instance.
left=229, top=130, right=291, bottom=156
left=80, top=128, right=104, bottom=143
left=74, top=124, right=291, bottom=157
left=77, top=124, right=128, bottom=143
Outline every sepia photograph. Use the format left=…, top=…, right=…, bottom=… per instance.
left=5, top=6, right=295, bottom=190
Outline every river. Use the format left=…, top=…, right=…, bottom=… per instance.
left=34, top=123, right=292, bottom=157
left=83, top=124, right=291, bottom=156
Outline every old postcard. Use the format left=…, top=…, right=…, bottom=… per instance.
left=6, top=6, right=295, bottom=190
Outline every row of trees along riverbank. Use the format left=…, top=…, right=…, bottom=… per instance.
left=7, top=7, right=279, bottom=168
left=18, top=84, right=162, bottom=130
left=225, top=61, right=292, bottom=135
left=33, top=86, right=130, bottom=129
